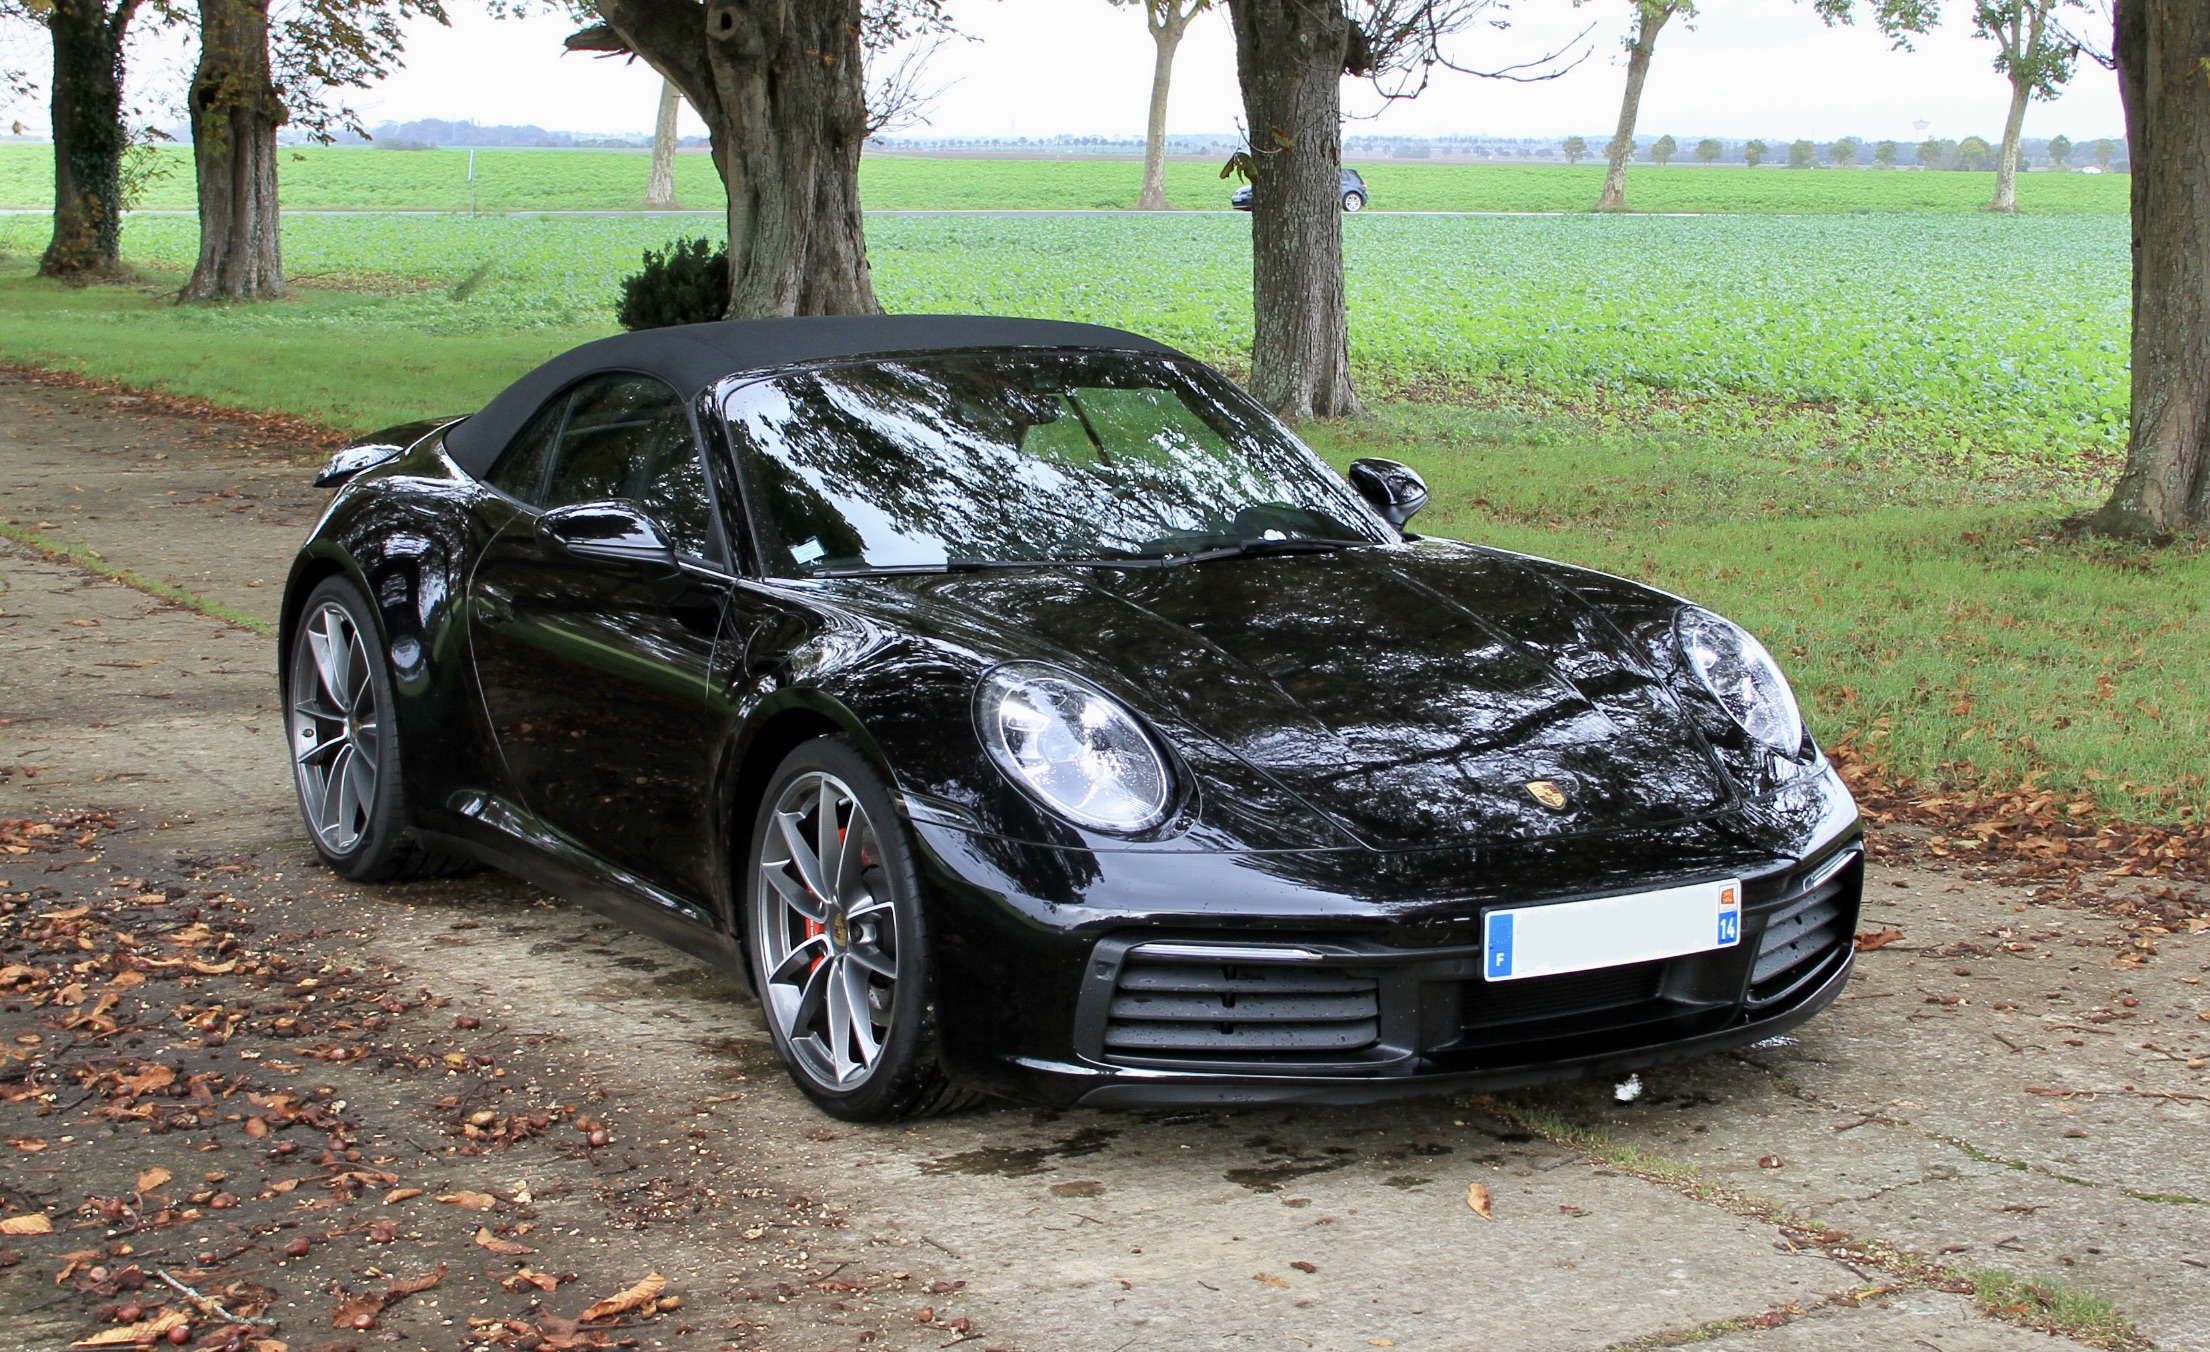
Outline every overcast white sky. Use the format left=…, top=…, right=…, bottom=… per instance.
left=117, top=0, right=2125, bottom=145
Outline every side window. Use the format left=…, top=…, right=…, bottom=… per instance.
left=484, top=395, right=566, bottom=504
left=537, top=375, right=716, bottom=559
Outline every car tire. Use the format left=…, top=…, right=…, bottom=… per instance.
left=744, top=736, right=977, bottom=1121
left=1342, top=191, right=1366, bottom=212
left=287, top=576, right=475, bottom=882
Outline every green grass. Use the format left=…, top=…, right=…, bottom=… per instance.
left=0, top=144, right=2134, bottom=214
left=0, top=209, right=2130, bottom=459
left=0, top=204, right=2189, bottom=818
left=1302, top=407, right=2210, bottom=821
left=1967, top=1270, right=2145, bottom=1349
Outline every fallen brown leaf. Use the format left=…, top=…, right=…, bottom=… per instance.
left=72, top=1309, right=188, bottom=1346
left=135, top=1167, right=171, bottom=1193
left=502, top=1267, right=562, bottom=1294
left=580, top=1271, right=665, bottom=1322
left=1854, top=928, right=1905, bottom=953
left=436, top=1190, right=497, bottom=1210
left=0, top=1213, right=52, bottom=1235
left=475, top=1226, right=536, bottom=1256
left=1465, top=1181, right=1493, bottom=1220
left=6, top=1136, right=47, bottom=1152
left=1252, top=1272, right=1289, bottom=1289
left=1290, top=1260, right=1317, bottom=1274
left=330, top=1262, right=447, bottom=1330
left=383, top=1187, right=423, bottom=1204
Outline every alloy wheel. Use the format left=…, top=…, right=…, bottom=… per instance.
left=756, top=771, right=900, bottom=1090
left=289, top=600, right=381, bottom=855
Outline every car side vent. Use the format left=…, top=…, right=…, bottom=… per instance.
left=1747, top=851, right=1860, bottom=1007
left=1103, top=952, right=1379, bottom=1059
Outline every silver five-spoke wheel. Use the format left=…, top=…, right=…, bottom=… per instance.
left=290, top=600, right=380, bottom=855
left=755, top=771, right=899, bottom=1091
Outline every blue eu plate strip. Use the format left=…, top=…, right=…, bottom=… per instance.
left=1486, top=911, right=1514, bottom=980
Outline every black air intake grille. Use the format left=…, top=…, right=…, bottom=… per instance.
left=1747, top=853, right=1858, bottom=1006
left=1103, top=955, right=1379, bottom=1058
left=1462, top=960, right=1665, bottom=1031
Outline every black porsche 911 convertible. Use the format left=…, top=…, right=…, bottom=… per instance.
left=283, top=315, right=1862, bottom=1120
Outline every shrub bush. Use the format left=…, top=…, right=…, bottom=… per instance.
left=617, top=237, right=728, bottom=330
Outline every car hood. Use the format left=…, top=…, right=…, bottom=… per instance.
left=837, top=540, right=1732, bottom=849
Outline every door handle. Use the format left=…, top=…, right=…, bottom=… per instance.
left=475, top=594, right=513, bottom=626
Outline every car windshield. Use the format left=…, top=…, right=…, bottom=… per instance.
left=723, top=350, right=1391, bottom=574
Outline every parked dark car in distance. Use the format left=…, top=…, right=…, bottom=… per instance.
left=285, top=315, right=1861, bottom=1120
left=1231, top=166, right=1367, bottom=212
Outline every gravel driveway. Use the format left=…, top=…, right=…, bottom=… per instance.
left=2, top=370, right=2203, bottom=1351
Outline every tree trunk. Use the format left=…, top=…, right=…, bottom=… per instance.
left=1989, top=71, right=2033, bottom=211
left=1137, top=3, right=1189, bottom=212
left=594, top=0, right=877, bottom=318
left=646, top=77, right=680, bottom=209
left=1596, top=2, right=1670, bottom=212
left=41, top=0, right=138, bottom=277
left=1228, top=0, right=1360, bottom=420
left=181, top=0, right=284, bottom=300
left=2092, top=0, right=2210, bottom=536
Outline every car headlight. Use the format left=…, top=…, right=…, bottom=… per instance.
left=976, top=663, right=1171, bottom=832
left=1675, top=607, right=1804, bottom=755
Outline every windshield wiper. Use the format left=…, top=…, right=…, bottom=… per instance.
left=943, top=555, right=1160, bottom=572
left=818, top=542, right=1358, bottom=576
left=1158, top=538, right=1359, bottom=566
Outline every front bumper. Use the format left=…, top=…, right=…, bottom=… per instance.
left=913, top=770, right=1865, bottom=1108
left=1074, top=843, right=1857, bottom=1106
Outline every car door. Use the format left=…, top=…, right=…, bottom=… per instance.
left=466, top=372, right=733, bottom=915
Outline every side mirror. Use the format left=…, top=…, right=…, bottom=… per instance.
left=1347, top=458, right=1429, bottom=529
left=538, top=502, right=680, bottom=577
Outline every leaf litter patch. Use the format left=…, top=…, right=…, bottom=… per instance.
left=0, top=811, right=976, bottom=1350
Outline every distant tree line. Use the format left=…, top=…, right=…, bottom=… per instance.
left=1543, top=133, right=2123, bottom=170
left=350, top=117, right=711, bottom=150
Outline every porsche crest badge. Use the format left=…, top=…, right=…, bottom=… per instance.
left=1525, top=779, right=1572, bottom=811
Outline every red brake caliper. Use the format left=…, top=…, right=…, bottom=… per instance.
left=802, top=824, right=852, bottom=975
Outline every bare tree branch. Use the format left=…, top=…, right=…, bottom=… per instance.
left=865, top=30, right=957, bottom=135
left=1350, top=0, right=1594, bottom=103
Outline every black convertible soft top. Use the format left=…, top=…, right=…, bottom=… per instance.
left=441, top=314, right=1182, bottom=477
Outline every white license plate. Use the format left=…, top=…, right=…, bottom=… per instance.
left=1483, top=878, right=1741, bottom=982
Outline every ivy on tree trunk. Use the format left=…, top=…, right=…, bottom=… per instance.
left=182, top=0, right=285, bottom=300
left=41, top=0, right=141, bottom=278
left=1228, top=0, right=1361, bottom=420
left=589, top=0, right=878, bottom=318
left=2093, top=0, right=2210, bottom=535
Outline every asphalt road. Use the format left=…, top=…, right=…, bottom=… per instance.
left=2, top=369, right=2204, bottom=1350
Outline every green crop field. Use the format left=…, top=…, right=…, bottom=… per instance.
left=0, top=190, right=2192, bottom=824
left=0, top=209, right=2129, bottom=458
left=0, top=143, right=2134, bottom=214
